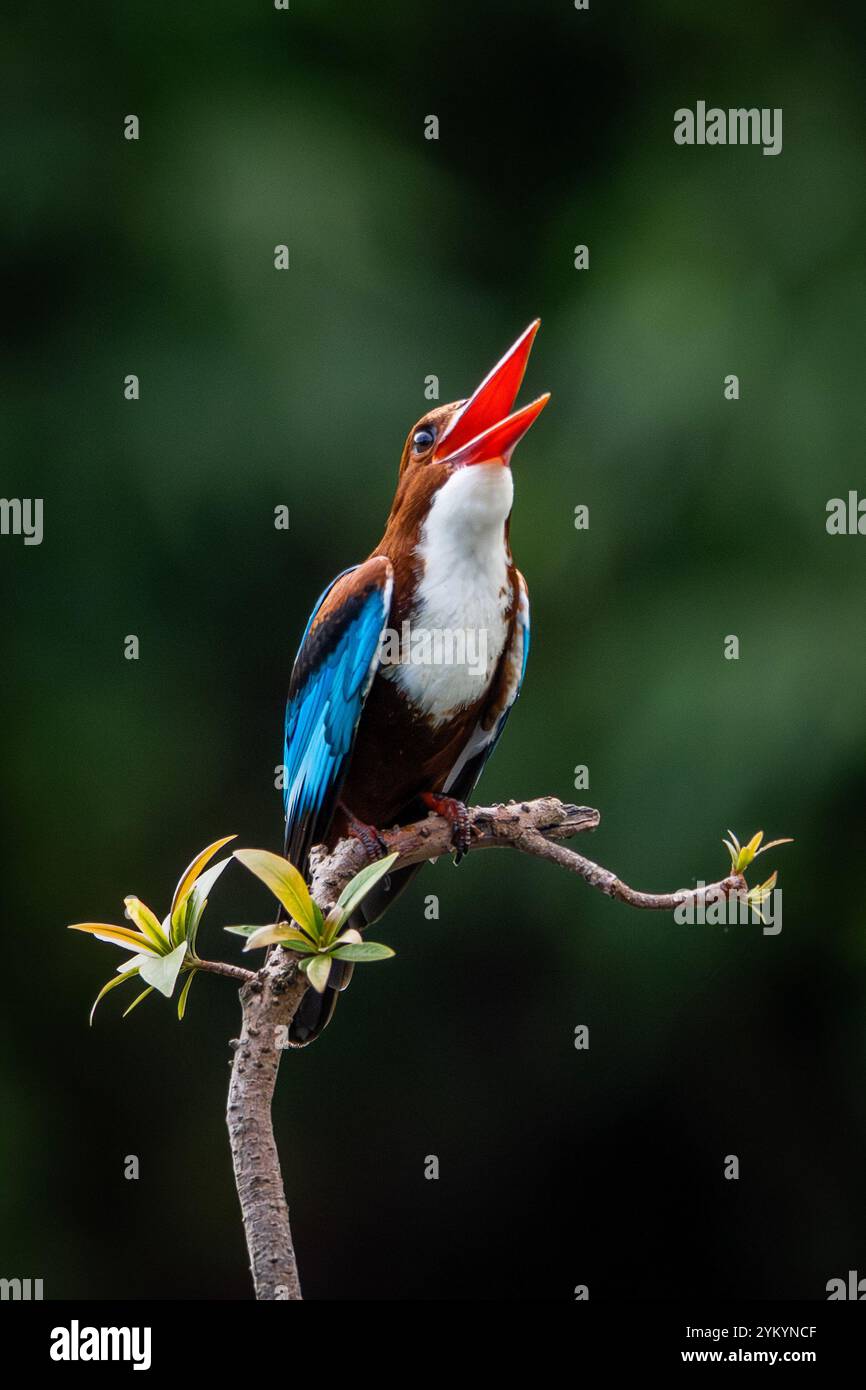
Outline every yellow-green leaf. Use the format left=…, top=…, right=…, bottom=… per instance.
left=69, top=923, right=158, bottom=954
left=123, top=985, right=156, bottom=1017
left=332, top=928, right=363, bottom=946
left=738, top=831, right=764, bottom=869
left=754, top=837, right=794, bottom=857
left=89, top=969, right=140, bottom=1025
left=177, top=971, right=196, bottom=1020
left=748, top=870, right=778, bottom=905
left=175, top=854, right=233, bottom=951
left=241, top=924, right=315, bottom=953
left=332, top=852, right=399, bottom=928
left=171, top=836, right=237, bottom=925
left=306, top=953, right=332, bottom=993
left=139, top=941, right=188, bottom=998
left=233, top=848, right=317, bottom=935
left=124, top=897, right=169, bottom=951
left=226, top=922, right=314, bottom=949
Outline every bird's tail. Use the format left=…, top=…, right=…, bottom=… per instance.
left=286, top=861, right=423, bottom=1046
left=287, top=958, right=354, bottom=1046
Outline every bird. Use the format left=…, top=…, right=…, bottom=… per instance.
left=281, top=321, right=550, bottom=1043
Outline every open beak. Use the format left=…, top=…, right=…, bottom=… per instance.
left=432, top=319, right=550, bottom=468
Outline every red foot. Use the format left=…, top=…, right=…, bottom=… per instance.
left=421, top=793, right=471, bottom=863
left=342, top=807, right=389, bottom=864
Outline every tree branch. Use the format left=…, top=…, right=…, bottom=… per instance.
left=194, top=957, right=256, bottom=984
left=226, top=954, right=309, bottom=1300
left=226, top=795, right=747, bottom=1299
left=307, top=795, right=601, bottom=908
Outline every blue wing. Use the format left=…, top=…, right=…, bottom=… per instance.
left=283, top=557, right=393, bottom=868
left=444, top=573, right=530, bottom=800
left=332, top=573, right=529, bottom=940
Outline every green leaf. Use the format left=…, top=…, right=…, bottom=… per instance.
left=124, top=897, right=169, bottom=951
left=311, top=901, right=327, bottom=944
left=123, top=985, right=156, bottom=1017
left=330, top=941, right=395, bottom=962
left=306, top=954, right=333, bottom=993
left=139, top=941, right=188, bottom=998
left=332, top=852, right=399, bottom=926
left=233, top=848, right=318, bottom=936
left=89, top=969, right=139, bottom=1025
left=177, top=971, right=196, bottom=1020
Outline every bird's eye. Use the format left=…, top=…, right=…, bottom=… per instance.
left=412, top=427, right=436, bottom=452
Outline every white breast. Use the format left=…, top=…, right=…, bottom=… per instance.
left=383, top=464, right=514, bottom=726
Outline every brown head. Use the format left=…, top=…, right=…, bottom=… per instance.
left=381, top=320, right=550, bottom=548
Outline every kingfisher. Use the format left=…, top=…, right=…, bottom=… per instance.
left=282, top=321, right=549, bottom=1043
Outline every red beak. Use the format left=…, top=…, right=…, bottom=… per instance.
left=432, top=319, right=550, bottom=468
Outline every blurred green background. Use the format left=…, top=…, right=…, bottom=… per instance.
left=2, top=0, right=865, bottom=1299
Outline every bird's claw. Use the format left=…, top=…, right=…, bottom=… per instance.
left=345, top=815, right=390, bottom=864
left=421, top=793, right=471, bottom=863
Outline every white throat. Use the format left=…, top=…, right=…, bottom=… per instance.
left=384, top=465, right=513, bottom=725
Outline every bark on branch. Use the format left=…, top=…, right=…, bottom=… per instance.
left=225, top=795, right=747, bottom=1299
